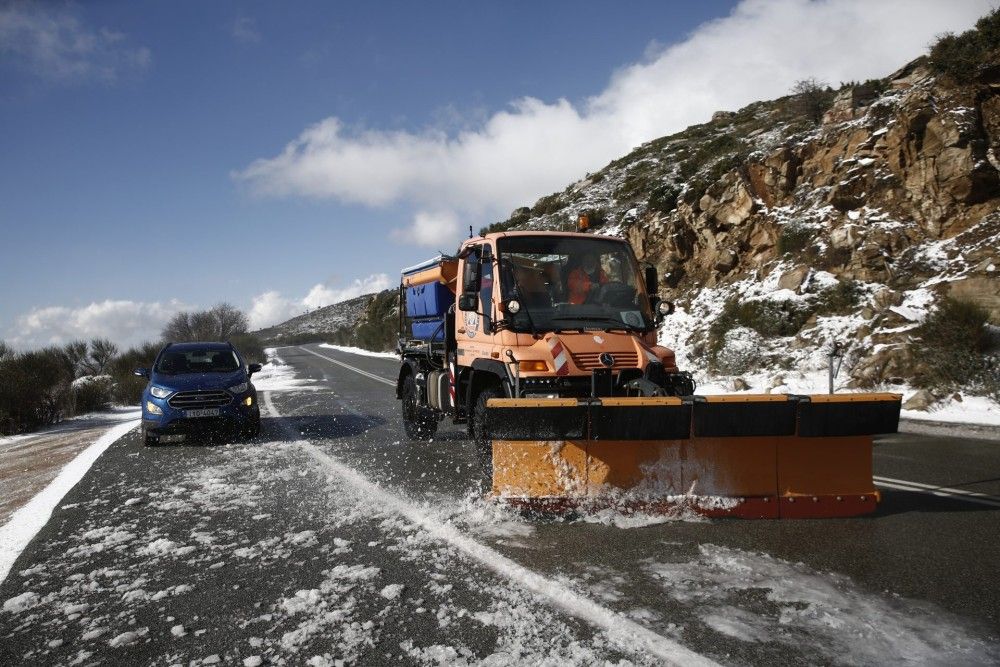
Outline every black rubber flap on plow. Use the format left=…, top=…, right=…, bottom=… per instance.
left=590, top=402, right=692, bottom=440
left=692, top=398, right=797, bottom=437
left=487, top=404, right=588, bottom=440
left=797, top=398, right=902, bottom=437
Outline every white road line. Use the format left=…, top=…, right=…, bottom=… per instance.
left=297, top=346, right=395, bottom=387
left=874, top=475, right=1000, bottom=508
left=261, top=391, right=715, bottom=666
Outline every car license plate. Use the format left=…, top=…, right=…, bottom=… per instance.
left=184, top=408, right=220, bottom=418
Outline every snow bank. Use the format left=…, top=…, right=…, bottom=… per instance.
left=317, top=343, right=398, bottom=360
left=252, top=349, right=321, bottom=392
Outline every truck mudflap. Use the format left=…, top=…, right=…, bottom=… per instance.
left=486, top=393, right=901, bottom=519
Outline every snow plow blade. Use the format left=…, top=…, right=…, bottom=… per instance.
left=486, top=393, right=901, bottom=519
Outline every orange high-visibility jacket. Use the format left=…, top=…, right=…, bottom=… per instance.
left=567, top=267, right=608, bottom=304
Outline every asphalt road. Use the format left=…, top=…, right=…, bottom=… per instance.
left=1, top=343, right=998, bottom=666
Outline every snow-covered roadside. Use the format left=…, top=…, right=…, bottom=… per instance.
left=253, top=349, right=322, bottom=392
left=317, top=343, right=399, bottom=360
left=0, top=414, right=139, bottom=584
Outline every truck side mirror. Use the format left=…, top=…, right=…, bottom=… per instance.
left=459, top=247, right=483, bottom=311
left=644, top=266, right=658, bottom=295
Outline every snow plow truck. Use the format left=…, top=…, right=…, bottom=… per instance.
left=395, top=229, right=901, bottom=518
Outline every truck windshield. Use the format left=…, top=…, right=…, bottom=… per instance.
left=156, top=349, right=241, bottom=374
left=497, top=236, right=655, bottom=332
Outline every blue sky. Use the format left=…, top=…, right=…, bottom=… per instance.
left=0, top=0, right=989, bottom=347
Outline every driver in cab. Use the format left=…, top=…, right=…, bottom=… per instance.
left=567, top=252, right=608, bottom=304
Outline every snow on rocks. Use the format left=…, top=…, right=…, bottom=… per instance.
left=379, top=583, right=404, bottom=600
left=3, top=591, right=39, bottom=613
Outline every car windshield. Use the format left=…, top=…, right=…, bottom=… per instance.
left=497, top=236, right=654, bottom=332
left=156, top=349, right=241, bottom=374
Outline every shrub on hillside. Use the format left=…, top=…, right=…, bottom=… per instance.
left=788, top=78, right=835, bottom=124
left=712, top=326, right=765, bottom=375
left=777, top=222, right=815, bottom=255
left=815, top=280, right=862, bottom=316
left=647, top=184, right=681, bottom=216
left=913, top=298, right=999, bottom=398
left=707, top=298, right=811, bottom=371
left=930, top=9, right=1000, bottom=84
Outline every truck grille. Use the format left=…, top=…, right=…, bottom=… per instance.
left=570, top=351, right=639, bottom=371
left=168, top=390, right=232, bottom=410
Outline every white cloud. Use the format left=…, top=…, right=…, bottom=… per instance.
left=231, top=16, right=260, bottom=44
left=390, top=210, right=462, bottom=247
left=236, top=0, right=991, bottom=248
left=7, top=299, right=189, bottom=350
left=0, top=3, right=150, bottom=84
left=249, top=273, right=393, bottom=329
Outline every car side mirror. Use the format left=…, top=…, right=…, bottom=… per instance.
left=247, top=363, right=262, bottom=376
left=458, top=293, right=478, bottom=312
left=133, top=368, right=150, bottom=379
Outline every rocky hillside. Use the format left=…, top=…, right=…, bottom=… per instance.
left=485, top=15, right=1000, bottom=408
left=256, top=290, right=400, bottom=351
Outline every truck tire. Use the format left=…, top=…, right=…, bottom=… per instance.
left=402, top=374, right=437, bottom=441
left=472, top=385, right=500, bottom=483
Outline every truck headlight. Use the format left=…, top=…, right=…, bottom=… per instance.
left=145, top=401, right=163, bottom=415
left=228, top=382, right=249, bottom=394
left=149, top=385, right=172, bottom=399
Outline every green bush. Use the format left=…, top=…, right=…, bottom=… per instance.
left=0, top=347, right=74, bottom=434
left=930, top=9, right=1000, bottom=84
left=707, top=298, right=811, bottom=370
left=107, top=342, right=160, bottom=405
left=815, top=280, right=861, bottom=315
left=647, top=184, right=681, bottom=215
left=777, top=222, right=815, bottom=255
left=914, top=297, right=998, bottom=397
left=230, top=334, right=266, bottom=365
left=72, top=376, right=116, bottom=413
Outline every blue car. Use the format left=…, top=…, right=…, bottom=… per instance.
left=135, top=342, right=262, bottom=446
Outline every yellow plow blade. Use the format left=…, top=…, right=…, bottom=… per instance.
left=487, top=393, right=901, bottom=519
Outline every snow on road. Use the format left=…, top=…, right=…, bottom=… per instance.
left=3, top=351, right=998, bottom=665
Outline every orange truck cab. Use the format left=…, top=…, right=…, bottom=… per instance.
left=395, top=231, right=689, bottom=446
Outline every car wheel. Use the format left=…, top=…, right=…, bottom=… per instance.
left=246, top=415, right=261, bottom=440
left=401, top=374, right=437, bottom=441
left=141, top=425, right=155, bottom=447
left=472, top=385, right=500, bottom=487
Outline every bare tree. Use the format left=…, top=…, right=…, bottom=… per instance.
left=161, top=304, right=251, bottom=342
left=62, top=340, right=89, bottom=377
left=162, top=312, right=195, bottom=342
left=0, top=341, right=12, bottom=362
left=86, top=338, right=119, bottom=375
left=210, top=303, right=249, bottom=339
left=789, top=78, right=833, bottom=124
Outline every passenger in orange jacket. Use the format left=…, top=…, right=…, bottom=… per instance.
left=567, top=252, right=608, bottom=304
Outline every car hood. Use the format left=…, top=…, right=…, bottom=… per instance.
left=150, top=370, right=246, bottom=393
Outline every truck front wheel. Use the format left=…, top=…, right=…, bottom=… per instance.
left=472, top=386, right=500, bottom=484
left=401, top=374, right=438, bottom=441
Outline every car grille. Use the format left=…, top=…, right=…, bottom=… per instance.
left=569, top=351, right=639, bottom=371
left=168, top=390, right=232, bottom=410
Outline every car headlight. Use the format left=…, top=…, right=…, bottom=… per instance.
left=228, top=382, right=249, bottom=394
left=145, top=400, right=163, bottom=415
left=149, top=385, right=172, bottom=399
